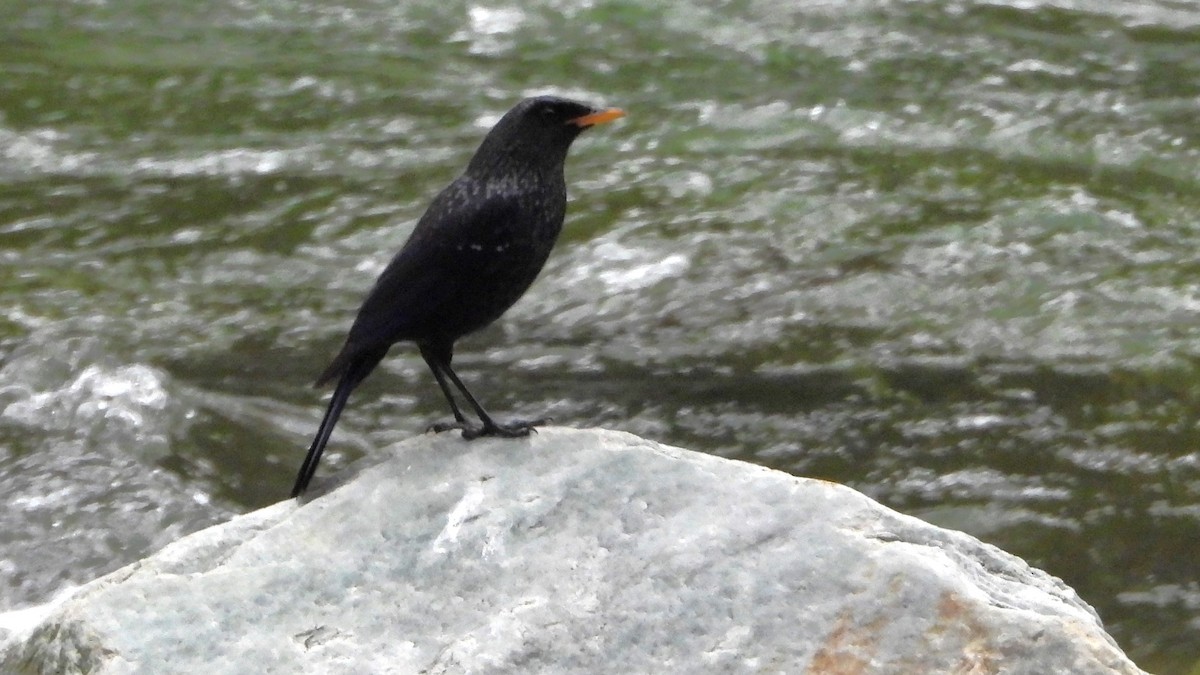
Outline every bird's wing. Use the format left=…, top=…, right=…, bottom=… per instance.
left=342, top=183, right=522, bottom=347
left=315, top=180, right=526, bottom=386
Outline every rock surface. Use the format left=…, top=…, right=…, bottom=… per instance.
left=0, top=427, right=1144, bottom=674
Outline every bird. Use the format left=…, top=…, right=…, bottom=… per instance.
left=291, top=95, right=625, bottom=497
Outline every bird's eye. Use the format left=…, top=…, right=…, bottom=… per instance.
left=540, top=106, right=557, bottom=118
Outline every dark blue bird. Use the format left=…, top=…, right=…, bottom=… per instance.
left=292, top=96, right=625, bottom=497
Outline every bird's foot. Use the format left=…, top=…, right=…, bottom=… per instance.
left=462, top=417, right=552, bottom=441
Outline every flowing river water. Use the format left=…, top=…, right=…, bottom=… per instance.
left=3, top=0, right=1200, bottom=671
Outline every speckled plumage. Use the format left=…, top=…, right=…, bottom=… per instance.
left=292, top=96, right=623, bottom=497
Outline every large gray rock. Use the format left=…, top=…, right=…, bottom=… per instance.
left=1, top=427, right=1143, bottom=674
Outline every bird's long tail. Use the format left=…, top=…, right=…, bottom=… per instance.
left=291, top=349, right=385, bottom=497
left=291, top=376, right=354, bottom=498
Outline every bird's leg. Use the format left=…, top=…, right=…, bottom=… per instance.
left=438, top=361, right=550, bottom=440
left=420, top=345, right=470, bottom=433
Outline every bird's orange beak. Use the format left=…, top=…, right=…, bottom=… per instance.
left=570, top=107, right=626, bottom=128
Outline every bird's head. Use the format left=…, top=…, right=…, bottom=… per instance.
left=467, top=95, right=625, bottom=177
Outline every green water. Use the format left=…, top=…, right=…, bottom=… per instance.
left=4, top=0, right=1200, bottom=670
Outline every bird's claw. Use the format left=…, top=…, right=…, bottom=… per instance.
left=461, top=417, right=551, bottom=440
left=426, top=417, right=551, bottom=439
